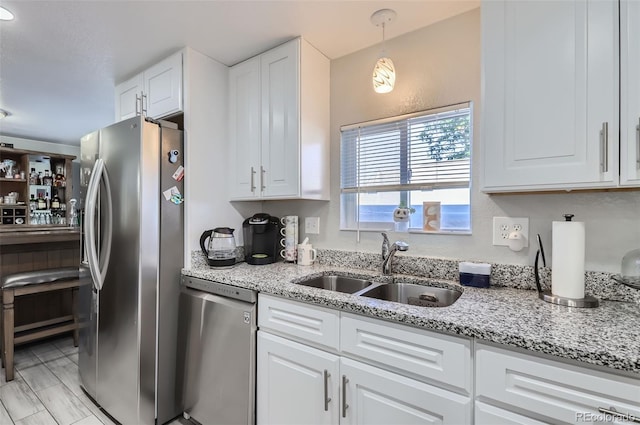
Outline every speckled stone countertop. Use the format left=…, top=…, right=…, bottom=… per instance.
left=183, top=260, right=640, bottom=376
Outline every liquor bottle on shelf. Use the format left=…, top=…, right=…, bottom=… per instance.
left=54, top=173, right=66, bottom=187
left=37, top=194, right=46, bottom=210
left=54, top=164, right=66, bottom=187
left=51, top=195, right=60, bottom=210
left=43, top=170, right=53, bottom=186
left=29, top=168, right=38, bottom=184
left=29, top=194, right=37, bottom=211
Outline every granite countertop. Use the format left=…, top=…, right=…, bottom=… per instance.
left=183, top=261, right=640, bottom=376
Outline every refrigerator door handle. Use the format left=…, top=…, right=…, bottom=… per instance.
left=84, top=159, right=113, bottom=291
left=98, top=164, right=113, bottom=288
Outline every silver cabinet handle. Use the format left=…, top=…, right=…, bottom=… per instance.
left=598, top=407, right=640, bottom=423
left=636, top=118, right=640, bottom=170
left=323, top=370, right=331, bottom=412
left=260, top=166, right=266, bottom=191
left=141, top=92, right=148, bottom=117
left=341, top=375, right=349, bottom=418
left=135, top=94, right=141, bottom=116
left=600, top=122, right=609, bottom=173
left=250, top=167, right=256, bottom=192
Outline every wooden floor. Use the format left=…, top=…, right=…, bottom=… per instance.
left=0, top=335, right=186, bottom=425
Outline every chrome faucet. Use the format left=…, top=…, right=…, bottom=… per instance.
left=381, top=232, right=409, bottom=275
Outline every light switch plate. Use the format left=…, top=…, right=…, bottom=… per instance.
left=305, top=217, right=320, bottom=234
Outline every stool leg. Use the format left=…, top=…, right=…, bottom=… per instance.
left=1, top=291, right=4, bottom=368
left=2, top=290, right=15, bottom=382
left=72, top=287, right=79, bottom=347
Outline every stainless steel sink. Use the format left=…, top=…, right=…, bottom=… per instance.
left=294, top=275, right=374, bottom=294
left=357, top=283, right=462, bottom=307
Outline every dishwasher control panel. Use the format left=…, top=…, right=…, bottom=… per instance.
left=181, top=276, right=257, bottom=303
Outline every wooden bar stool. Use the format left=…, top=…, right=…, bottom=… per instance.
left=1, top=267, right=80, bottom=381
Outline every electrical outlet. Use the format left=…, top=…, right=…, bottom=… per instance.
left=305, top=217, right=320, bottom=234
left=492, top=217, right=529, bottom=247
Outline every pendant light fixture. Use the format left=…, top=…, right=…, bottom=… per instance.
left=371, top=8, right=397, bottom=94
left=0, top=6, right=14, bottom=21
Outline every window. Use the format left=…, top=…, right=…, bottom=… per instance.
left=340, top=102, right=472, bottom=233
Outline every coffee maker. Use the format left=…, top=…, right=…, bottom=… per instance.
left=243, top=213, right=280, bottom=265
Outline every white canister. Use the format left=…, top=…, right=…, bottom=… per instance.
left=297, top=244, right=317, bottom=266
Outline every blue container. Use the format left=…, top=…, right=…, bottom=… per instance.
left=459, top=262, right=491, bottom=288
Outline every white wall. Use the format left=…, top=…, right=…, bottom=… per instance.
left=182, top=48, right=261, bottom=265
left=264, top=8, right=640, bottom=274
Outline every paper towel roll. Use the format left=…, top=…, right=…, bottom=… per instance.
left=551, top=219, right=585, bottom=299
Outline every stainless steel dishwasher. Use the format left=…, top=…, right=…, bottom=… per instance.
left=176, top=276, right=257, bottom=425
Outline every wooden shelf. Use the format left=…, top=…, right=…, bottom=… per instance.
left=1, top=147, right=75, bottom=226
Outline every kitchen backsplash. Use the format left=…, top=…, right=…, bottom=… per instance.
left=190, top=248, right=640, bottom=304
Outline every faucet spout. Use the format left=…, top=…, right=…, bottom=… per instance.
left=381, top=233, right=409, bottom=275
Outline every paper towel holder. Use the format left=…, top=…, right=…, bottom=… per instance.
left=534, top=233, right=599, bottom=308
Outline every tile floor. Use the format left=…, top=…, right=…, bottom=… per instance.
left=0, top=335, right=185, bottom=425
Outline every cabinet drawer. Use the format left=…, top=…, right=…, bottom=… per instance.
left=475, top=401, right=547, bottom=425
left=258, top=294, right=339, bottom=351
left=340, top=313, right=471, bottom=394
left=476, top=343, right=640, bottom=423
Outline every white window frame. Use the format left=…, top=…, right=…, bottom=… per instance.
left=340, top=102, right=473, bottom=235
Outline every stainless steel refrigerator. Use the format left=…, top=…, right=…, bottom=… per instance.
left=78, top=116, right=184, bottom=425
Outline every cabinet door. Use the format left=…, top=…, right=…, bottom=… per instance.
left=115, top=73, right=143, bottom=122
left=621, top=0, right=640, bottom=186
left=144, top=51, right=183, bottom=119
left=261, top=39, right=300, bottom=198
left=482, top=0, right=619, bottom=192
left=229, top=56, right=262, bottom=200
left=257, top=331, right=339, bottom=425
left=340, top=357, right=471, bottom=425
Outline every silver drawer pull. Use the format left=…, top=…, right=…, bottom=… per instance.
left=323, top=370, right=331, bottom=411
left=342, top=375, right=349, bottom=418
left=598, top=407, right=640, bottom=423
left=260, top=166, right=266, bottom=191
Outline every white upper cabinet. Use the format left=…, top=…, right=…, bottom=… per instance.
left=114, top=74, right=143, bottom=121
left=229, top=57, right=262, bottom=199
left=621, top=0, right=640, bottom=185
left=115, top=51, right=183, bottom=122
left=229, top=37, right=330, bottom=201
left=482, top=0, right=620, bottom=192
left=260, top=40, right=300, bottom=198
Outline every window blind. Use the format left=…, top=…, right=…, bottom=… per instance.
left=341, top=103, right=471, bottom=194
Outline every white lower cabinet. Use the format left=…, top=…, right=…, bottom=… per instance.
left=257, top=295, right=640, bottom=425
left=340, top=357, right=470, bottom=425
left=257, top=332, right=469, bottom=425
left=257, top=295, right=472, bottom=425
left=475, top=343, right=640, bottom=424
left=257, top=331, right=339, bottom=425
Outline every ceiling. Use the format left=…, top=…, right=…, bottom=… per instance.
left=0, top=0, right=478, bottom=146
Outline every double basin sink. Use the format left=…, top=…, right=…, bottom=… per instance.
left=294, top=274, right=462, bottom=308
